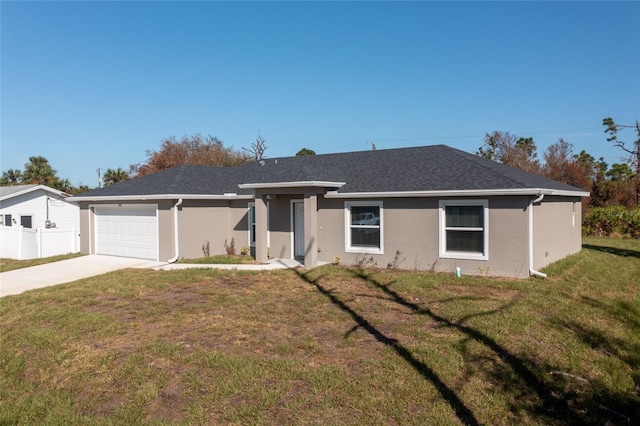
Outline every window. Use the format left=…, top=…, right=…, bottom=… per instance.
left=21, top=215, right=33, bottom=229
left=439, top=200, right=488, bottom=260
left=248, top=202, right=269, bottom=247
left=345, top=201, right=383, bottom=254
left=3, top=214, right=12, bottom=226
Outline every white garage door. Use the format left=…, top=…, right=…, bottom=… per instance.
left=95, top=206, right=158, bottom=260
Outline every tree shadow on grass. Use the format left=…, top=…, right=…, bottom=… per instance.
left=295, top=265, right=640, bottom=423
left=294, top=269, right=481, bottom=426
left=352, top=268, right=640, bottom=425
left=583, top=244, right=640, bottom=259
left=346, top=269, right=573, bottom=422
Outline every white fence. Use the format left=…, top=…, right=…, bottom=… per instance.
left=0, top=226, right=80, bottom=260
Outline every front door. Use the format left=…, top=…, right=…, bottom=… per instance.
left=293, top=201, right=305, bottom=258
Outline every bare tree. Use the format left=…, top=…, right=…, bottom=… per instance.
left=243, top=132, right=268, bottom=160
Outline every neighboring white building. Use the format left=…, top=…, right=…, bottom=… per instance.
left=0, top=185, right=80, bottom=259
left=0, top=184, right=79, bottom=230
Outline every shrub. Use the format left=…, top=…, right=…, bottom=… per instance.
left=583, top=206, right=640, bottom=237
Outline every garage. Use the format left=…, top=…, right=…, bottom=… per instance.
left=94, top=205, right=158, bottom=260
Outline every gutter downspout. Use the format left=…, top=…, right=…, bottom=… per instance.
left=528, top=193, right=547, bottom=278
left=167, top=198, right=183, bottom=263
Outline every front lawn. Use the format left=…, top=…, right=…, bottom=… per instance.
left=0, top=237, right=638, bottom=424
left=0, top=253, right=84, bottom=273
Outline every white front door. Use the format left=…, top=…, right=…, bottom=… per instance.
left=293, top=201, right=305, bottom=258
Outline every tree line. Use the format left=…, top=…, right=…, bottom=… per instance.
left=2, top=118, right=638, bottom=208
left=476, top=118, right=639, bottom=208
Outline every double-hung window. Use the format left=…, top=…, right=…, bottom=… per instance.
left=439, top=200, right=488, bottom=260
left=345, top=201, right=383, bottom=254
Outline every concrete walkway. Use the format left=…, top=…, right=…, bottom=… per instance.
left=0, top=256, right=309, bottom=298
left=0, top=255, right=165, bottom=297
left=155, top=258, right=305, bottom=271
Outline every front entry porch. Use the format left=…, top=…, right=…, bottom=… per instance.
left=252, top=188, right=323, bottom=268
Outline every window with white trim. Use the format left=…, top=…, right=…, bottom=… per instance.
left=345, top=201, right=383, bottom=254
left=439, top=200, right=488, bottom=260
left=248, top=202, right=270, bottom=247
left=2, top=214, right=11, bottom=226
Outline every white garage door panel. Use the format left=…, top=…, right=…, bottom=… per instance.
left=95, top=207, right=158, bottom=260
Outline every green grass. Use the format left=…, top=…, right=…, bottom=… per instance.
left=1, top=237, right=638, bottom=425
left=0, top=253, right=84, bottom=272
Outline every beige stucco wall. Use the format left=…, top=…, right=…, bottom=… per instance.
left=78, top=204, right=91, bottom=255
left=178, top=200, right=233, bottom=259
left=316, top=196, right=531, bottom=278
left=77, top=200, right=174, bottom=261
left=532, top=196, right=582, bottom=270
left=78, top=194, right=582, bottom=277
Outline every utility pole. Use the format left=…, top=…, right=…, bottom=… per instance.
left=97, top=168, right=102, bottom=188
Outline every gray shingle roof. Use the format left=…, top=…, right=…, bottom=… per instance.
left=73, top=145, right=588, bottom=198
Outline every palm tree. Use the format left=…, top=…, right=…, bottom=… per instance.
left=55, top=178, right=73, bottom=193
left=0, top=169, right=23, bottom=185
left=22, top=156, right=58, bottom=186
left=103, top=168, right=129, bottom=186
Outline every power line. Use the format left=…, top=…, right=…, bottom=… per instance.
left=316, top=127, right=604, bottom=154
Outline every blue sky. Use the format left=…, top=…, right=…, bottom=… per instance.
left=2, top=1, right=639, bottom=188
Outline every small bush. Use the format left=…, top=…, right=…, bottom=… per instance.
left=583, top=206, right=640, bottom=237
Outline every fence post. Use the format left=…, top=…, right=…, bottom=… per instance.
left=17, top=225, right=23, bottom=260
left=37, top=227, right=43, bottom=259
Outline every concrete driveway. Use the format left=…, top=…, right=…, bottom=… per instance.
left=0, top=255, right=166, bottom=297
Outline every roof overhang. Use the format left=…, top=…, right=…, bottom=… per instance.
left=67, top=193, right=254, bottom=202
left=238, top=181, right=346, bottom=189
left=0, top=184, right=70, bottom=201
left=324, top=188, right=590, bottom=198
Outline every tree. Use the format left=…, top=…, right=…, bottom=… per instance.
left=606, top=163, right=635, bottom=181
left=243, top=132, right=268, bottom=160
left=603, top=118, right=640, bottom=173
left=296, top=148, right=316, bottom=156
left=56, top=178, right=73, bottom=193
left=573, top=150, right=609, bottom=206
left=603, top=163, right=637, bottom=207
left=542, top=139, right=591, bottom=189
left=103, top=168, right=129, bottom=186
left=22, top=156, right=59, bottom=187
left=603, top=117, right=640, bottom=205
left=0, top=169, right=23, bottom=185
left=131, top=134, right=250, bottom=177
left=476, top=131, right=540, bottom=174
left=68, top=185, right=91, bottom=195
left=1, top=156, right=78, bottom=192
